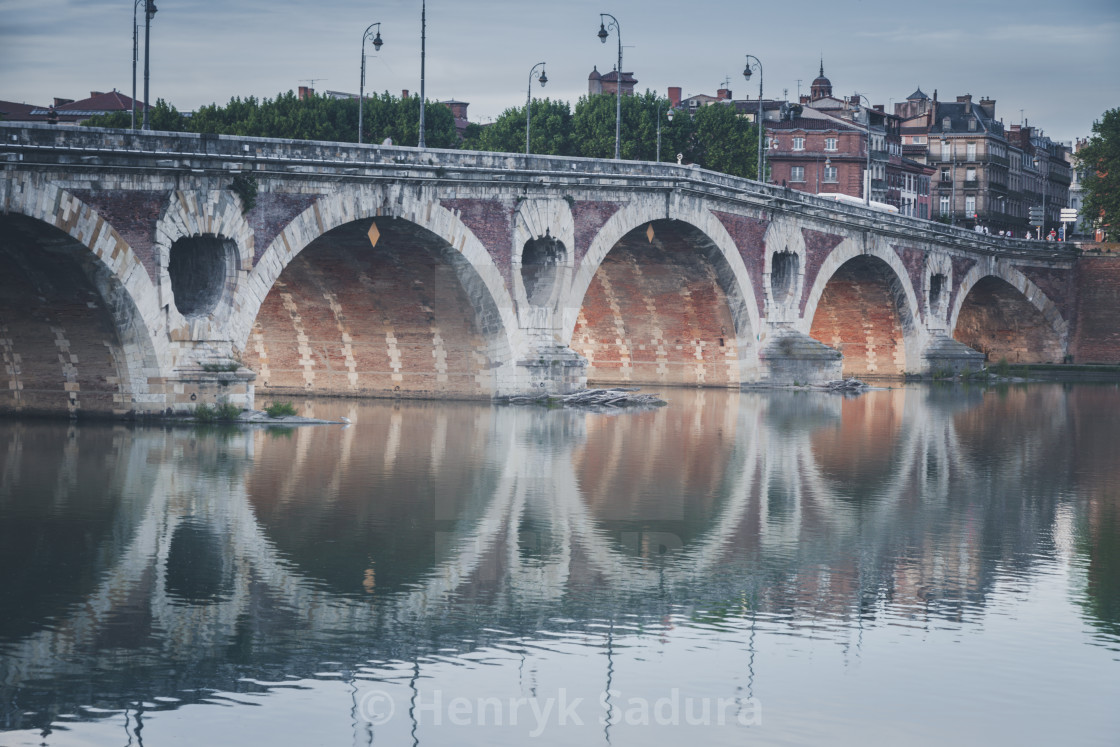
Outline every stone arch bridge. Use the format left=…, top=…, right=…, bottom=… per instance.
left=0, top=123, right=1103, bottom=417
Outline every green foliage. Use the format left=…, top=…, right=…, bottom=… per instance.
left=230, top=174, right=258, bottom=214
left=83, top=91, right=457, bottom=147
left=84, top=99, right=185, bottom=130
left=265, top=401, right=298, bottom=418
left=994, top=358, right=1011, bottom=377
left=465, top=98, right=573, bottom=155
left=572, top=91, right=685, bottom=161
left=201, top=361, right=240, bottom=372
left=1078, top=107, right=1120, bottom=241
left=691, top=103, right=759, bottom=178
left=193, top=402, right=242, bottom=422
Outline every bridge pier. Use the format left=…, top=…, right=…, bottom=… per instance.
left=757, top=329, right=844, bottom=385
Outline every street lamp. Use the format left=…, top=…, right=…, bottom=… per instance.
left=742, top=55, right=764, bottom=182
left=526, top=62, right=547, bottom=155
left=358, top=22, right=384, bottom=145
left=142, top=0, right=157, bottom=130
left=597, top=13, right=622, bottom=160
left=851, top=92, right=874, bottom=206
left=419, top=0, right=427, bottom=148
left=657, top=103, right=674, bottom=162
left=131, top=0, right=143, bottom=129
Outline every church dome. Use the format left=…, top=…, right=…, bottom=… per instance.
left=810, top=61, right=832, bottom=100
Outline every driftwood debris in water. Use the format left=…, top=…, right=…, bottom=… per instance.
left=506, top=387, right=667, bottom=410
left=816, top=378, right=870, bottom=393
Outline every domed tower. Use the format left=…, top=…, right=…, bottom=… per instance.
left=588, top=66, right=603, bottom=96
left=810, top=60, right=832, bottom=101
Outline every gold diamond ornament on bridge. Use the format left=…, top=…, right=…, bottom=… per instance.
left=367, top=220, right=381, bottom=248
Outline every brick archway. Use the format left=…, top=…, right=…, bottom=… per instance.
left=562, top=199, right=762, bottom=385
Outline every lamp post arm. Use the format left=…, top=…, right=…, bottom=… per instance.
left=358, top=22, right=382, bottom=145
left=599, top=13, right=622, bottom=160
left=744, top=55, right=763, bottom=181
left=526, top=62, right=546, bottom=156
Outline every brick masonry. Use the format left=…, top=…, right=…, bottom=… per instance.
left=572, top=223, right=739, bottom=387
left=1070, top=255, right=1120, bottom=363
left=953, top=276, right=1064, bottom=363
left=809, top=256, right=907, bottom=377
left=712, top=211, right=769, bottom=318
left=799, top=229, right=845, bottom=314
left=241, top=218, right=493, bottom=399
left=0, top=216, right=127, bottom=416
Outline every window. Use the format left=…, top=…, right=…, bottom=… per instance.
left=941, top=141, right=951, bottom=161
left=966, top=168, right=977, bottom=182
left=967, top=142, right=977, bottom=161
left=768, top=137, right=778, bottom=150
left=968, top=118, right=977, bottom=131
left=943, top=117, right=952, bottom=131
left=825, top=137, right=838, bottom=151
left=914, top=136, right=925, bottom=144
left=965, top=196, right=976, bottom=217
left=940, top=195, right=950, bottom=215
left=941, top=167, right=951, bottom=182
left=920, top=204, right=928, bottom=219
left=793, top=137, right=805, bottom=151
left=790, top=166, right=805, bottom=182
left=824, top=165, right=838, bottom=182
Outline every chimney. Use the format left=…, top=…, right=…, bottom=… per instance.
left=956, top=94, right=972, bottom=104
left=444, top=101, right=468, bottom=119
left=298, top=86, right=312, bottom=100
left=716, top=88, right=732, bottom=101
left=402, top=89, right=410, bottom=99
left=979, top=97, right=996, bottom=121
left=53, top=97, right=74, bottom=107
left=800, top=94, right=811, bottom=106
left=668, top=86, right=681, bottom=108
left=90, top=91, right=104, bottom=98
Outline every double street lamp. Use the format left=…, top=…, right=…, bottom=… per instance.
left=596, top=13, right=622, bottom=160
left=526, top=62, right=548, bottom=155
left=358, top=22, right=384, bottom=144
left=851, top=93, right=874, bottom=206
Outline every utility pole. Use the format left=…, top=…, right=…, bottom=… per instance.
left=418, top=0, right=427, bottom=149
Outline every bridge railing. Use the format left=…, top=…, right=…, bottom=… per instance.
left=1, top=122, right=1077, bottom=260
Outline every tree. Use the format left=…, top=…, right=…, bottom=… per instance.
left=690, top=103, right=758, bottom=179
left=83, top=99, right=184, bottom=131
left=463, top=98, right=572, bottom=155
left=1078, top=108, right=1120, bottom=241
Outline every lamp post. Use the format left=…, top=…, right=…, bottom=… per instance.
left=141, top=0, right=157, bottom=130
left=358, top=22, right=384, bottom=145
left=418, top=0, right=427, bottom=148
left=526, top=62, right=547, bottom=155
left=1034, top=155, right=1049, bottom=238
left=742, top=55, right=764, bottom=182
left=657, top=103, right=674, bottom=162
left=597, top=13, right=622, bottom=160
left=131, top=0, right=143, bottom=129
left=851, top=93, right=873, bottom=206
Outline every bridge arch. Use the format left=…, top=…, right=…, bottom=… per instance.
left=234, top=184, right=520, bottom=398
left=803, top=237, right=923, bottom=376
left=0, top=176, right=164, bottom=415
left=562, top=198, right=762, bottom=386
left=154, top=190, right=255, bottom=341
left=949, top=263, right=1067, bottom=363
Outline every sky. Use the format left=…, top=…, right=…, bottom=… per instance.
left=2, top=0, right=1118, bottom=144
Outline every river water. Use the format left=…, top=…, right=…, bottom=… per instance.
left=1, top=384, right=1118, bottom=746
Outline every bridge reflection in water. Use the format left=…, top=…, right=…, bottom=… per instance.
left=1, top=386, right=1119, bottom=745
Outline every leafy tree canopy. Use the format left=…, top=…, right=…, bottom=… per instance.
left=1078, top=107, right=1120, bottom=240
